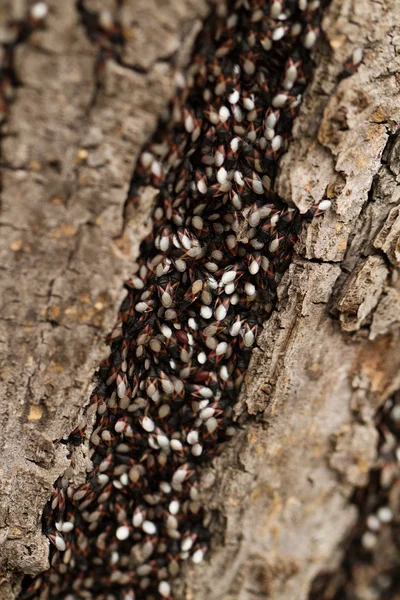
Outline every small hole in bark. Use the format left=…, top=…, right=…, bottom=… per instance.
left=48, top=160, right=62, bottom=173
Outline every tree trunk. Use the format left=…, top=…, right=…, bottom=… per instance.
left=0, top=0, right=399, bottom=599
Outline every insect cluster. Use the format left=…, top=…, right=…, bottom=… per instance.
left=22, top=0, right=328, bottom=599
left=311, top=393, right=400, bottom=599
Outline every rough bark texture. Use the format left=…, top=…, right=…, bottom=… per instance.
left=179, top=1, right=400, bottom=599
left=0, top=1, right=209, bottom=597
left=1, top=0, right=400, bottom=599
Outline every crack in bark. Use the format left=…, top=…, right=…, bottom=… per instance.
left=330, top=130, right=400, bottom=332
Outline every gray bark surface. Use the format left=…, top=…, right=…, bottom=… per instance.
left=0, top=0, right=399, bottom=599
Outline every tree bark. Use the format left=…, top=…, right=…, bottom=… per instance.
left=0, top=0, right=399, bottom=599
